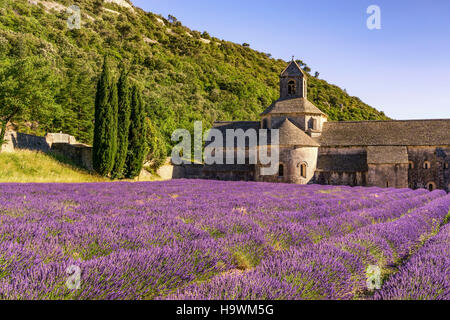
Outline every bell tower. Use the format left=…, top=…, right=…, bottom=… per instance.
left=279, top=59, right=307, bottom=99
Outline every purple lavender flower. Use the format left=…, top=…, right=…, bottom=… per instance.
left=0, top=181, right=448, bottom=300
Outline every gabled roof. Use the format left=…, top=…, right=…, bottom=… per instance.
left=277, top=119, right=320, bottom=147
left=261, top=97, right=327, bottom=116
left=280, top=60, right=305, bottom=77
left=319, top=119, right=450, bottom=147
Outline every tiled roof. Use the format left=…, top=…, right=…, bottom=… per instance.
left=319, top=119, right=450, bottom=147
left=205, top=121, right=260, bottom=148
left=277, top=119, right=320, bottom=146
left=261, top=97, right=326, bottom=116
left=208, top=119, right=319, bottom=147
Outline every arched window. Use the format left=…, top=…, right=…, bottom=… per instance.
left=300, top=163, right=307, bottom=178
left=278, top=164, right=284, bottom=177
left=386, top=181, right=389, bottom=188
left=408, top=161, right=414, bottom=170
left=423, top=161, right=431, bottom=169
left=427, top=182, right=436, bottom=191
left=445, top=162, right=449, bottom=169
left=308, top=118, right=317, bottom=130
left=288, top=80, right=296, bottom=95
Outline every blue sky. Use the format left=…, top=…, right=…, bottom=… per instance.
left=132, top=0, right=450, bottom=120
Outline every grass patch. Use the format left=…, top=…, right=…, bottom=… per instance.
left=231, top=244, right=266, bottom=270
left=0, top=150, right=161, bottom=183
left=0, top=150, right=107, bottom=183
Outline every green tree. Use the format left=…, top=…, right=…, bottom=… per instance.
left=125, top=85, right=147, bottom=179
left=145, top=117, right=167, bottom=171
left=0, top=57, right=58, bottom=149
left=93, top=56, right=118, bottom=176
left=111, top=69, right=131, bottom=179
left=54, top=58, right=96, bottom=143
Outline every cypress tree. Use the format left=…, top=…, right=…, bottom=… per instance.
left=111, top=70, right=131, bottom=179
left=93, top=56, right=118, bottom=176
left=125, top=85, right=148, bottom=179
left=110, top=75, right=118, bottom=170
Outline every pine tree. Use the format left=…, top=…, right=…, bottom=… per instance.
left=111, top=70, right=131, bottom=178
left=125, top=85, right=148, bottom=179
left=93, top=56, right=118, bottom=176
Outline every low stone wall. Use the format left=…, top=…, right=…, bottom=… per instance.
left=173, top=164, right=205, bottom=179
left=2, top=131, right=50, bottom=153
left=51, top=143, right=94, bottom=171
left=46, top=133, right=77, bottom=145
left=1, top=130, right=93, bottom=171
left=1, top=130, right=77, bottom=153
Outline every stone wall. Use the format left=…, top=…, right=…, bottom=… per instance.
left=314, top=147, right=368, bottom=186
left=255, top=146, right=318, bottom=184
left=46, top=133, right=77, bottom=145
left=51, top=143, right=94, bottom=171
left=314, top=171, right=367, bottom=186
left=1, top=130, right=77, bottom=153
left=173, top=164, right=207, bottom=180
left=169, top=162, right=255, bottom=181
left=152, top=158, right=188, bottom=180
left=366, top=146, right=409, bottom=188
left=1, top=130, right=93, bottom=171
left=407, top=146, right=449, bottom=191
left=2, top=131, right=50, bottom=153
left=367, top=163, right=409, bottom=188
left=203, top=164, right=255, bottom=181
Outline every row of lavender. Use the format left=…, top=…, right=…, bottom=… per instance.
left=167, top=191, right=450, bottom=300
left=373, top=223, right=449, bottom=300
left=0, top=180, right=448, bottom=299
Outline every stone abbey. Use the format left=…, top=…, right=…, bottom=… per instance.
left=178, top=60, right=450, bottom=191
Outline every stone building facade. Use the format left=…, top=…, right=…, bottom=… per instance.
left=184, top=60, right=450, bottom=191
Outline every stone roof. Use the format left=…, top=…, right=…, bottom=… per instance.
left=319, top=119, right=450, bottom=147
left=280, top=60, right=305, bottom=77
left=317, top=154, right=368, bottom=172
left=212, top=121, right=260, bottom=131
left=261, top=97, right=326, bottom=116
left=277, top=119, right=320, bottom=147
left=206, top=120, right=319, bottom=148
left=205, top=121, right=260, bottom=148
left=367, top=146, right=409, bottom=164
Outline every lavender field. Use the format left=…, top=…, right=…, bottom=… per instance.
left=0, top=180, right=449, bottom=300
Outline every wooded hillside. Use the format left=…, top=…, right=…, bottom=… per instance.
left=0, top=0, right=390, bottom=153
